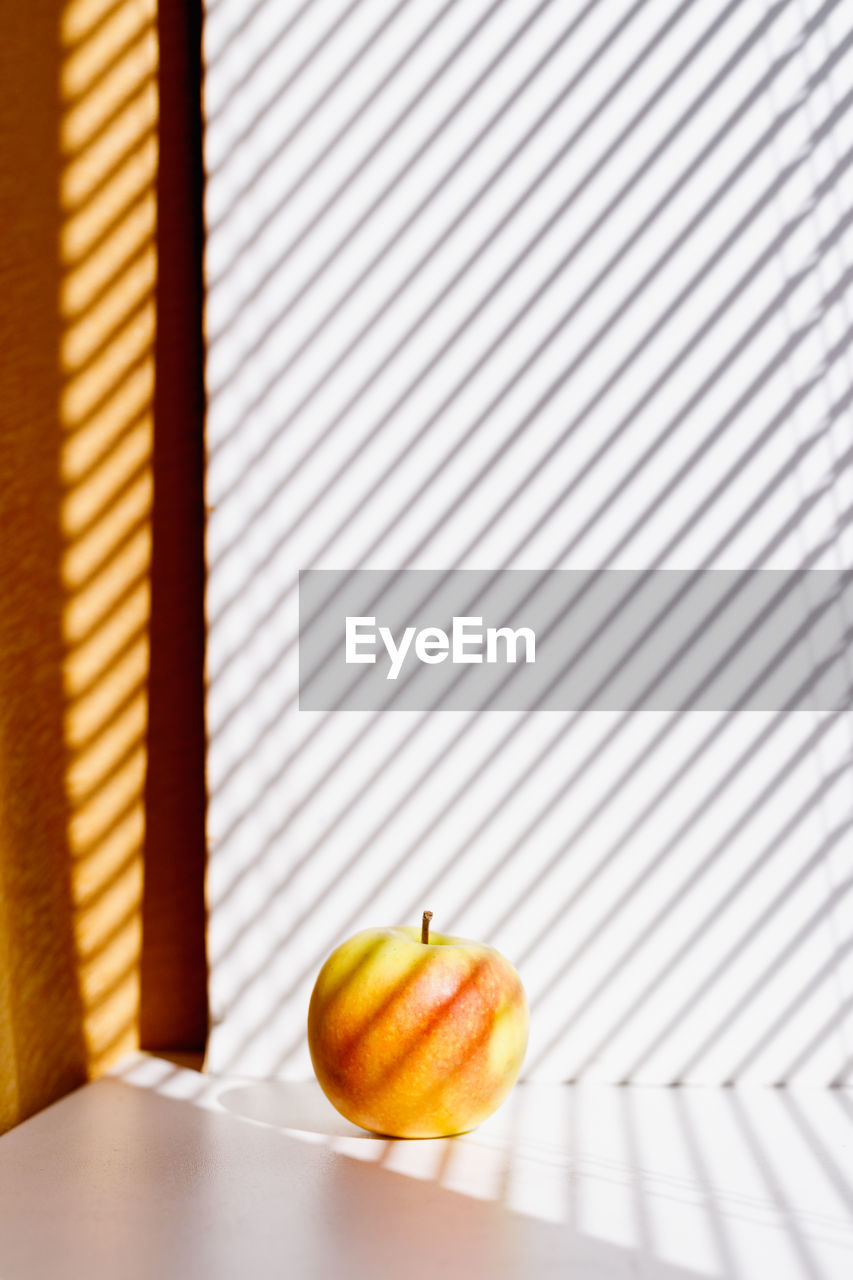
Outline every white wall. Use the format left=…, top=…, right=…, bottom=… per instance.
left=203, top=0, right=853, bottom=1081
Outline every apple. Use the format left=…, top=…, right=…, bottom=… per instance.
left=307, top=911, right=528, bottom=1138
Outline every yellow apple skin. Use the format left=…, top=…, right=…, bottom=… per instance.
left=307, top=925, right=529, bottom=1138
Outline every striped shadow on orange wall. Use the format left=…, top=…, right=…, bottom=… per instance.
left=0, top=0, right=207, bottom=1134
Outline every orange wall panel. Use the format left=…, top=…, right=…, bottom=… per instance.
left=0, top=0, right=206, bottom=1134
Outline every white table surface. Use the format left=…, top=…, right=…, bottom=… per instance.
left=0, top=1054, right=851, bottom=1279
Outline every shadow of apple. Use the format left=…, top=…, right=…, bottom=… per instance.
left=218, top=1079, right=377, bottom=1139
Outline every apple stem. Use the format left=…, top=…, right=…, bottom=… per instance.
left=421, top=910, right=433, bottom=944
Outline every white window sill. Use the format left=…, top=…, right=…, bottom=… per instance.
left=0, top=1053, right=851, bottom=1279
